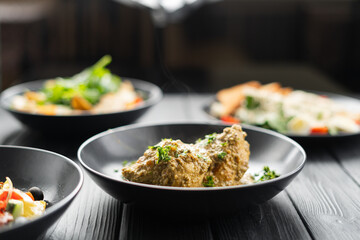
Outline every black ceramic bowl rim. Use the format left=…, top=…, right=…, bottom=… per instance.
left=0, top=78, right=163, bottom=118
left=78, top=121, right=306, bottom=192
left=0, top=145, right=84, bottom=235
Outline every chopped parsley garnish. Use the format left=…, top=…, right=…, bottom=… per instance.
left=245, top=96, right=260, bottom=109
left=217, top=152, right=227, bottom=160
left=120, top=160, right=136, bottom=168
left=205, top=133, right=217, bottom=144
left=197, top=154, right=208, bottom=161
left=113, top=169, right=119, bottom=172
left=162, top=138, right=173, bottom=141
left=253, top=166, right=280, bottom=182
left=181, top=150, right=189, bottom=156
left=197, top=133, right=217, bottom=144
left=203, top=176, right=215, bottom=187
left=148, top=145, right=159, bottom=150
left=221, top=142, right=228, bottom=147
left=150, top=142, right=179, bottom=162
left=156, top=146, right=172, bottom=164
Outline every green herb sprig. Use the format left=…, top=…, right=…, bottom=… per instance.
left=149, top=142, right=179, bottom=163
left=197, top=133, right=217, bottom=144
left=203, top=176, right=215, bottom=187
left=205, top=133, right=217, bottom=144
left=253, top=166, right=280, bottom=182
left=157, top=146, right=171, bottom=163
left=217, top=152, right=227, bottom=160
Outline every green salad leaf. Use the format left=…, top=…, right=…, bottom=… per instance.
left=41, top=55, right=121, bottom=106
left=245, top=96, right=260, bottom=109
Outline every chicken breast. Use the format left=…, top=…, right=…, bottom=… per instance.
left=122, top=139, right=211, bottom=187
left=196, top=124, right=250, bottom=187
left=122, top=125, right=250, bottom=187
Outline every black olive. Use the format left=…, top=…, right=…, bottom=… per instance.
left=28, top=187, right=44, bottom=201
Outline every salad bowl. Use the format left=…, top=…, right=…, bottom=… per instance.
left=0, top=145, right=83, bottom=240
left=78, top=122, right=306, bottom=216
left=0, top=78, right=162, bottom=135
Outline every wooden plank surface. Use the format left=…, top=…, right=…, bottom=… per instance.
left=119, top=204, right=214, bottom=240
left=118, top=193, right=311, bottom=240
left=209, top=192, right=311, bottom=240
left=41, top=171, right=122, bottom=240
left=330, top=137, right=360, bottom=185
left=286, top=148, right=360, bottom=240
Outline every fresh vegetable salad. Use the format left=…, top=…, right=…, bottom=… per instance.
left=210, top=81, right=360, bottom=135
left=0, top=177, right=46, bottom=227
left=11, top=55, right=143, bottom=115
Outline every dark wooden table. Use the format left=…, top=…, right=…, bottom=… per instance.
left=1, top=93, right=360, bottom=240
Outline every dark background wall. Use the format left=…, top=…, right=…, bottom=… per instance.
left=1, top=0, right=360, bottom=93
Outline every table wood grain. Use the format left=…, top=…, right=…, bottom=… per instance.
left=1, top=94, right=360, bottom=240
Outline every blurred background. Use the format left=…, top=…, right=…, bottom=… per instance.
left=0, top=0, right=360, bottom=94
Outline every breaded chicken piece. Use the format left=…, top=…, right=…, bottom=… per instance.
left=122, top=125, right=250, bottom=187
left=122, top=139, right=211, bottom=187
left=196, top=124, right=250, bottom=187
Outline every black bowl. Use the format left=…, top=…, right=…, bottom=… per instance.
left=0, top=145, right=83, bottom=240
left=78, top=122, right=306, bottom=216
left=0, top=78, right=163, bottom=135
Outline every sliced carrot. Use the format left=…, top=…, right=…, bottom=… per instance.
left=134, top=97, right=143, bottom=104
left=0, top=191, right=7, bottom=201
left=221, top=115, right=240, bottom=124
left=126, top=97, right=143, bottom=109
left=10, top=190, right=23, bottom=200
left=311, top=126, right=328, bottom=134
left=0, top=190, right=23, bottom=201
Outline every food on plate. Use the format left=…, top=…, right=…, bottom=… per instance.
left=122, top=124, right=280, bottom=187
left=252, top=166, right=280, bottom=183
left=122, top=124, right=249, bottom=187
left=0, top=177, right=46, bottom=227
left=210, top=81, right=360, bottom=135
left=11, top=55, right=144, bottom=115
